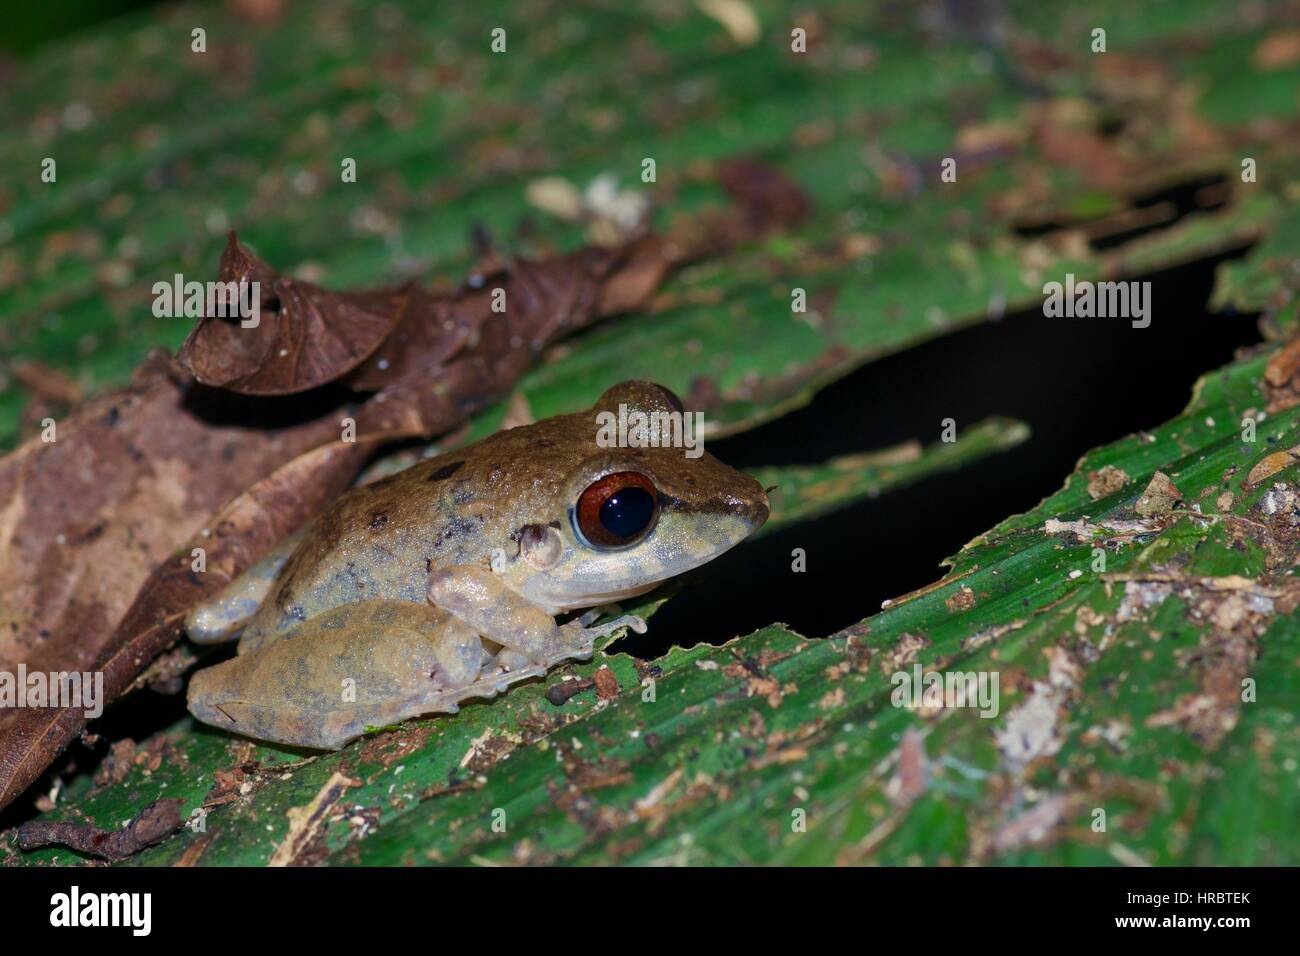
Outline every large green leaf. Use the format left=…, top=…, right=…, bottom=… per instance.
left=5, top=0, right=1299, bottom=444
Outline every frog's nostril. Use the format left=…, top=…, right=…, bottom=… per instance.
left=732, top=480, right=769, bottom=529
left=747, top=476, right=771, bottom=526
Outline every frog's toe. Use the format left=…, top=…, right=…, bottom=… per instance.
left=569, top=613, right=647, bottom=640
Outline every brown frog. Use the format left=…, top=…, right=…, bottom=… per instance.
left=186, top=381, right=768, bottom=749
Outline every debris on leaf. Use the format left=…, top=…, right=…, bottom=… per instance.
left=93, top=738, right=139, bottom=787
left=886, top=728, right=929, bottom=807
left=13, top=798, right=182, bottom=861
left=945, top=585, right=977, bottom=612
left=1257, top=482, right=1298, bottom=520
left=527, top=174, right=650, bottom=246
left=1044, top=516, right=1164, bottom=542
left=1134, top=470, right=1182, bottom=517
left=633, top=767, right=684, bottom=818
left=546, top=676, right=596, bottom=706
left=1117, top=580, right=1172, bottom=622
left=695, top=0, right=760, bottom=46
left=583, top=175, right=651, bottom=246
left=1086, top=464, right=1131, bottom=500
left=996, top=685, right=1063, bottom=769
left=268, top=772, right=359, bottom=867
left=593, top=666, right=621, bottom=700
left=991, top=794, right=1072, bottom=853
left=1253, top=30, right=1300, bottom=69
left=1263, top=336, right=1300, bottom=412
left=525, top=176, right=585, bottom=221
left=878, top=632, right=932, bottom=673
left=1245, top=445, right=1300, bottom=488
left=997, top=648, right=1079, bottom=772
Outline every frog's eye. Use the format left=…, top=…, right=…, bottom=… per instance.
left=575, top=472, right=659, bottom=549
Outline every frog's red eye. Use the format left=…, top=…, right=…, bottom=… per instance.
left=575, top=472, right=659, bottom=549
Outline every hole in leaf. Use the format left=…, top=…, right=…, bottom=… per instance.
left=611, top=244, right=1261, bottom=659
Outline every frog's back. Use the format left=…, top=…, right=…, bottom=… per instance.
left=238, top=456, right=496, bottom=650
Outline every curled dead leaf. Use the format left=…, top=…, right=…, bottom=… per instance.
left=177, top=234, right=413, bottom=396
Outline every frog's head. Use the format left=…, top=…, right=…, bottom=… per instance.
left=498, top=381, right=769, bottom=613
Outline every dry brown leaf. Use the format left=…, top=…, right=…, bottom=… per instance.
left=178, top=234, right=411, bottom=396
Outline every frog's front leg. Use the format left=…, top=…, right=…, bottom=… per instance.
left=186, top=523, right=311, bottom=644
left=187, top=600, right=490, bottom=750
left=427, top=565, right=646, bottom=672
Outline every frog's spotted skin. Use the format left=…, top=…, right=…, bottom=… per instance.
left=186, top=381, right=768, bottom=749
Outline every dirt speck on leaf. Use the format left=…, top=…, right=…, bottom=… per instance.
left=1134, top=470, right=1181, bottom=517
left=1087, top=464, right=1131, bottom=500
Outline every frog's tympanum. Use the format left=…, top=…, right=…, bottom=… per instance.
left=186, top=381, right=769, bottom=749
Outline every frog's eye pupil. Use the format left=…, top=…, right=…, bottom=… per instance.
left=599, top=487, right=654, bottom=539
left=576, top=471, right=659, bottom=548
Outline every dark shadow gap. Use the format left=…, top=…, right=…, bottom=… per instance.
left=0, top=685, right=193, bottom=834
left=612, top=244, right=1261, bottom=659
left=1013, top=171, right=1230, bottom=252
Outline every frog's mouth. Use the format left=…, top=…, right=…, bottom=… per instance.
left=550, top=582, right=659, bottom=612
left=540, top=515, right=759, bottom=611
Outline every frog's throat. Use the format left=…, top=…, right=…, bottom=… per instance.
left=551, top=581, right=658, bottom=612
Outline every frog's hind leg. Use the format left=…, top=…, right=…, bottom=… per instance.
left=188, top=600, right=494, bottom=750
left=186, top=524, right=310, bottom=644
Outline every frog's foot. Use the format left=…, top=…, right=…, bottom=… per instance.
left=576, top=602, right=625, bottom=628
left=563, top=613, right=647, bottom=642
left=488, top=614, right=645, bottom=675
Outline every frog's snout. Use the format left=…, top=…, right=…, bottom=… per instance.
left=737, top=475, right=771, bottom=534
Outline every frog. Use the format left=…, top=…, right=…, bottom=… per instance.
left=185, top=381, right=769, bottom=750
